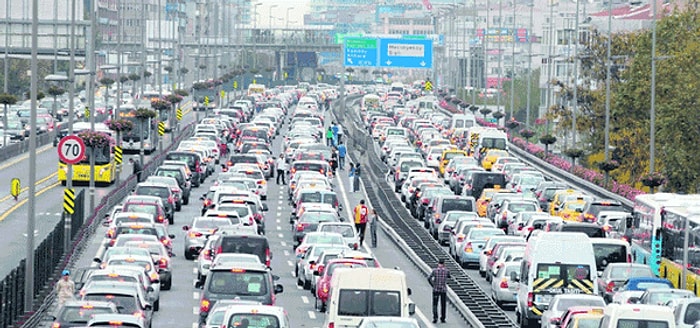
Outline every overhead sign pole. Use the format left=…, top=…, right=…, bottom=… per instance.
left=26, top=0, right=39, bottom=311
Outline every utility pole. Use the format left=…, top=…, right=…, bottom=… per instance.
left=65, top=0, right=77, bottom=251
left=88, top=0, right=97, bottom=214
left=3, top=0, right=10, bottom=93
left=649, top=0, right=658, bottom=174
left=140, top=0, right=146, bottom=98
left=496, top=0, right=503, bottom=119
left=604, top=0, right=612, bottom=163
left=25, top=0, right=39, bottom=311
left=509, top=1, right=516, bottom=120
left=571, top=0, right=580, bottom=148
left=525, top=2, right=533, bottom=127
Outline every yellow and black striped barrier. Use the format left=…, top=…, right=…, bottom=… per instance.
left=84, top=107, right=90, bottom=119
left=158, top=122, right=165, bottom=136
left=176, top=108, right=183, bottom=121
left=114, top=146, right=123, bottom=164
left=63, top=188, right=75, bottom=215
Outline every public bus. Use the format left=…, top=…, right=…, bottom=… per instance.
left=247, top=83, right=266, bottom=96
left=57, top=122, right=117, bottom=185
left=630, top=193, right=700, bottom=293
left=142, top=90, right=173, bottom=131
left=119, top=108, right=158, bottom=153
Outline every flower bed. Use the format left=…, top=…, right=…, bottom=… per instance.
left=440, top=101, right=647, bottom=201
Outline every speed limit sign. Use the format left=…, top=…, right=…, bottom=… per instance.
left=57, top=135, right=86, bottom=165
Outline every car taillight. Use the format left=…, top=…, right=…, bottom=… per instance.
left=606, top=281, right=615, bottom=293
left=200, top=299, right=210, bottom=313
left=296, top=223, right=307, bottom=232
left=500, top=278, right=509, bottom=289
left=203, top=249, right=212, bottom=260
left=501, top=212, right=507, bottom=221
left=168, top=196, right=175, bottom=204
left=162, top=238, right=171, bottom=247
left=52, top=323, right=60, bottom=328
left=171, top=188, right=180, bottom=193
left=428, top=156, right=432, bottom=160
left=216, top=246, right=222, bottom=255
left=265, top=248, right=271, bottom=268
left=549, top=317, right=560, bottom=324
left=421, top=198, right=429, bottom=205
left=328, top=323, right=334, bottom=328
left=188, top=231, right=203, bottom=238
left=457, top=235, right=464, bottom=242
left=149, top=272, right=159, bottom=282
left=159, top=258, right=168, bottom=269
left=257, top=180, right=266, bottom=185
left=527, top=292, right=533, bottom=307
left=464, top=184, right=472, bottom=190
left=106, top=228, right=115, bottom=238
left=158, top=215, right=165, bottom=223
left=227, top=161, right=232, bottom=167
left=203, top=199, right=212, bottom=207
left=464, top=242, right=473, bottom=253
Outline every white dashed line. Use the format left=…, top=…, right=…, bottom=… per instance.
left=307, top=311, right=317, bottom=319
left=283, top=250, right=290, bottom=256
left=192, top=307, right=199, bottom=315
left=281, top=241, right=287, bottom=247
left=287, top=260, right=293, bottom=267
left=278, top=233, right=284, bottom=238
left=192, top=292, right=199, bottom=300
left=277, top=212, right=281, bottom=217
left=192, top=267, right=197, bottom=274
left=297, top=285, right=303, bottom=290
left=301, top=296, right=310, bottom=304
left=276, top=225, right=282, bottom=230
left=192, top=323, right=198, bottom=328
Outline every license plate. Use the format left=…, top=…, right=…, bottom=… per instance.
left=535, top=294, right=552, bottom=304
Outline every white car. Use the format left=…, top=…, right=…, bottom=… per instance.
left=317, top=222, right=361, bottom=250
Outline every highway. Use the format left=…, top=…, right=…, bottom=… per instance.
left=50, top=103, right=469, bottom=328
left=0, top=103, right=195, bottom=277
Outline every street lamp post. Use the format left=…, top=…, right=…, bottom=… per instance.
left=650, top=0, right=658, bottom=175
left=571, top=0, right=581, bottom=149
left=525, top=2, right=533, bottom=127
left=604, top=0, right=613, bottom=165
left=88, top=0, right=98, bottom=214
left=65, top=0, right=78, bottom=251
left=26, top=0, right=39, bottom=310
left=269, top=4, right=278, bottom=30
left=286, top=7, right=293, bottom=30
left=509, top=1, right=516, bottom=121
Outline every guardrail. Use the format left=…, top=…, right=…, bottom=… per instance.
left=0, top=132, right=54, bottom=163
left=1, top=122, right=195, bottom=328
left=332, top=95, right=516, bottom=328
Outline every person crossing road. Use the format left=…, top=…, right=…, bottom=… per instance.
left=353, top=200, right=369, bottom=246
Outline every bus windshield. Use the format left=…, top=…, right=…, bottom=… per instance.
left=121, top=115, right=152, bottom=141
left=79, top=145, right=111, bottom=165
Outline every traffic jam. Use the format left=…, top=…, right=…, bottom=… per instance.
left=48, top=80, right=700, bottom=328
left=358, top=81, right=697, bottom=328
left=50, top=82, right=421, bottom=328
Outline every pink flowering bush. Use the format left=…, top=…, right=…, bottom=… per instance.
left=105, top=119, right=134, bottom=132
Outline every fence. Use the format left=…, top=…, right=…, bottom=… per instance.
left=0, top=133, right=54, bottom=163
left=0, top=122, right=195, bottom=328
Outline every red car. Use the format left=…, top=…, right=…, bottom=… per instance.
left=314, top=259, right=367, bottom=312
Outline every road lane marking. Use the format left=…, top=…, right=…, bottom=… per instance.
left=193, top=292, right=199, bottom=300
left=192, top=323, right=198, bottom=328
left=307, top=311, right=316, bottom=320
left=276, top=226, right=281, bottom=230
left=192, top=267, right=197, bottom=274
left=280, top=241, right=287, bottom=247
left=278, top=233, right=284, bottom=238
left=0, top=172, right=57, bottom=203
left=415, top=306, right=436, bottom=328
left=0, top=144, right=53, bottom=171
left=283, top=250, right=290, bottom=256
left=301, top=296, right=309, bottom=304
left=287, top=260, right=293, bottom=267
left=192, top=307, right=199, bottom=315
left=0, top=181, right=61, bottom=222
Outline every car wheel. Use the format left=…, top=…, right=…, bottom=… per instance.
left=168, top=215, right=174, bottom=225
left=261, top=195, right=267, bottom=200
left=303, top=278, right=311, bottom=290
left=479, top=269, right=485, bottom=278
left=183, top=197, right=189, bottom=205
left=176, top=203, right=182, bottom=211
left=184, top=251, right=194, bottom=261
left=163, top=278, right=172, bottom=290
left=154, top=299, right=160, bottom=311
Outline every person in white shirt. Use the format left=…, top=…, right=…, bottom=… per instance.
left=275, top=155, right=288, bottom=185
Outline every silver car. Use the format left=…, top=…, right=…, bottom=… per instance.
left=316, top=222, right=360, bottom=250
left=490, top=261, right=520, bottom=308
left=182, top=216, right=233, bottom=260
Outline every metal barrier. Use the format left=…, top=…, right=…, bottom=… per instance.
left=333, top=96, right=517, bottom=328
left=0, top=122, right=195, bottom=328
left=0, top=132, right=54, bottom=163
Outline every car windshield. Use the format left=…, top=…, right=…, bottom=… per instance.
left=338, top=290, right=401, bottom=317
left=194, top=218, right=232, bottom=229
left=609, top=267, right=652, bottom=280
left=616, top=319, right=668, bottom=328
left=556, top=297, right=604, bottom=310
left=208, top=270, right=268, bottom=296
left=58, top=306, right=114, bottom=323
left=305, top=234, right=343, bottom=245
left=469, top=229, right=504, bottom=240
left=83, top=294, right=136, bottom=313
left=441, top=199, right=473, bottom=212
left=136, top=186, right=169, bottom=198
left=319, top=225, right=355, bottom=237
left=123, top=204, right=157, bottom=217
left=327, top=262, right=367, bottom=276
left=226, top=314, right=280, bottom=328
left=300, top=213, right=337, bottom=223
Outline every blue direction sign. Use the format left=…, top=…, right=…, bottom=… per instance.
left=344, top=37, right=378, bottom=67
left=378, top=38, right=433, bottom=69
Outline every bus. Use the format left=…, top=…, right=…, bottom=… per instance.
left=119, top=109, right=158, bottom=153
left=57, top=122, right=117, bottom=185
left=630, top=193, right=700, bottom=290
left=247, top=83, right=266, bottom=96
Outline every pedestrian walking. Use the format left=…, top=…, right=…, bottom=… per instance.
left=369, top=209, right=378, bottom=248
left=330, top=149, right=338, bottom=175
left=326, top=127, right=334, bottom=147
left=337, top=124, right=344, bottom=143
left=331, top=122, right=339, bottom=144
left=353, top=163, right=362, bottom=192
left=337, top=142, right=347, bottom=169
left=129, top=158, right=143, bottom=182
left=275, top=154, right=287, bottom=185
left=348, top=162, right=355, bottom=186
left=428, top=259, right=451, bottom=323
left=353, top=200, right=369, bottom=246
left=56, top=269, right=75, bottom=306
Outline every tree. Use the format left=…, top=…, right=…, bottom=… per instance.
left=128, top=73, right=141, bottom=97
left=360, top=68, right=369, bottom=81
left=47, top=85, right=65, bottom=117
left=501, top=68, right=541, bottom=123
left=119, top=75, right=129, bottom=86
left=178, top=67, right=189, bottom=76
left=174, top=89, right=189, bottom=97
left=163, top=66, right=173, bottom=73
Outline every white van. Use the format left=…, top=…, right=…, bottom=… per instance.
left=324, top=268, right=415, bottom=328
left=590, top=237, right=632, bottom=276
left=516, top=232, right=597, bottom=328
left=450, top=114, right=477, bottom=130
left=600, top=303, right=676, bottom=328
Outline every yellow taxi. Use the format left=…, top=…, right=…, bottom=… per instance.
left=557, top=197, right=588, bottom=221
left=439, top=149, right=469, bottom=176
left=559, top=308, right=604, bottom=328
left=480, top=149, right=509, bottom=171
left=476, top=187, right=514, bottom=217
left=548, top=189, right=582, bottom=216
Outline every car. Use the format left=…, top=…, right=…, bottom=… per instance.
left=50, top=301, right=119, bottom=328
left=316, top=221, right=360, bottom=250
left=220, top=304, right=290, bottom=328
left=597, top=263, right=655, bottom=303
left=198, top=263, right=283, bottom=325
left=84, top=266, right=161, bottom=311
left=102, top=254, right=164, bottom=289
left=132, top=183, right=176, bottom=223
left=668, top=297, right=700, bottom=328
left=152, top=165, right=191, bottom=204
left=86, top=313, right=147, bottom=328
left=122, top=240, right=173, bottom=291
left=182, top=216, right=234, bottom=260
left=292, top=208, right=341, bottom=248
left=357, top=317, right=420, bottom=328
left=490, top=261, right=520, bottom=307
left=455, top=227, right=505, bottom=268
left=611, top=277, right=674, bottom=304
left=633, top=288, right=695, bottom=306
left=210, top=253, right=262, bottom=269
left=80, top=283, right=153, bottom=328
left=556, top=307, right=605, bottom=328
left=436, top=211, right=479, bottom=245
left=448, top=219, right=495, bottom=260
left=539, top=294, right=605, bottom=328
left=478, top=235, right=524, bottom=277
left=296, top=244, right=346, bottom=290
left=121, top=198, right=168, bottom=225
left=207, top=229, right=272, bottom=269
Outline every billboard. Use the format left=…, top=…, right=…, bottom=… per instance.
left=476, top=28, right=530, bottom=43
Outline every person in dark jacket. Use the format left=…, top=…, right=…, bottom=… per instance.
left=129, top=158, right=143, bottom=182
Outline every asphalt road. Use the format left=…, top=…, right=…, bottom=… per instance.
left=50, top=104, right=470, bottom=328
left=0, top=103, right=195, bottom=277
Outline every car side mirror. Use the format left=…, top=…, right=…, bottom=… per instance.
left=339, top=217, right=345, bottom=222
left=313, top=270, right=320, bottom=276
left=262, top=203, right=269, bottom=211
left=182, top=225, right=190, bottom=231
left=93, top=257, right=102, bottom=264
left=274, top=284, right=284, bottom=294
left=551, top=318, right=561, bottom=326
left=168, top=234, right=176, bottom=239
left=199, top=195, right=205, bottom=201
left=144, top=304, right=153, bottom=311
left=408, top=302, right=416, bottom=315
left=272, top=275, right=280, bottom=281
left=194, top=280, right=203, bottom=289
left=147, top=286, right=154, bottom=293
left=48, top=315, right=57, bottom=321
left=407, top=287, right=412, bottom=296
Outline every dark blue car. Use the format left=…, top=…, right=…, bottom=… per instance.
left=621, top=277, right=674, bottom=291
